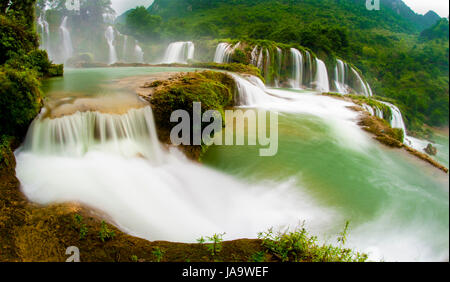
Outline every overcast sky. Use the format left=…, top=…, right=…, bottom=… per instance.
left=403, top=0, right=449, bottom=17
left=110, top=0, right=449, bottom=18
left=110, top=0, right=154, bottom=15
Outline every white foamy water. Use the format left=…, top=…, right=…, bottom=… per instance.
left=162, top=42, right=195, bottom=64
left=15, top=106, right=338, bottom=242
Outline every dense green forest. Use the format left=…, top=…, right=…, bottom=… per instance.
left=0, top=0, right=62, bottom=153
left=119, top=0, right=449, bottom=131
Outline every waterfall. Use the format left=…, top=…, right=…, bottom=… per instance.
left=334, top=59, right=348, bottom=94
left=134, top=42, right=144, bottom=63
left=351, top=68, right=371, bottom=97
left=264, top=49, right=271, bottom=82
left=23, top=106, right=162, bottom=161
left=37, top=14, right=51, bottom=57
left=16, top=101, right=320, bottom=243
left=105, top=26, right=118, bottom=65
left=305, top=51, right=313, bottom=87
left=314, top=59, right=330, bottom=93
left=123, top=35, right=128, bottom=61
left=231, top=74, right=275, bottom=106
left=250, top=46, right=259, bottom=66
left=214, top=43, right=232, bottom=63
left=257, top=48, right=264, bottom=70
left=274, top=47, right=283, bottom=87
left=162, top=41, right=195, bottom=64
left=290, top=48, right=304, bottom=89
left=59, top=16, right=73, bottom=64
left=380, top=102, right=407, bottom=135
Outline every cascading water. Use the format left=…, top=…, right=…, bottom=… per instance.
left=290, top=48, right=304, bottom=89
left=274, top=47, right=283, bottom=87
left=59, top=16, right=73, bottom=64
left=37, top=14, right=51, bottom=58
left=314, top=59, right=330, bottom=93
left=105, top=26, right=118, bottom=65
left=334, top=59, right=348, bottom=94
left=231, top=74, right=276, bottom=106
left=257, top=48, right=264, bottom=70
left=134, top=42, right=144, bottom=63
left=23, top=107, right=162, bottom=161
left=250, top=46, right=259, bottom=66
left=162, top=42, right=195, bottom=64
left=16, top=103, right=331, bottom=242
left=351, top=68, right=371, bottom=97
left=123, top=35, right=128, bottom=61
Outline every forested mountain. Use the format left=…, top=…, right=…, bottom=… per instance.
left=119, top=0, right=448, bottom=129
left=147, top=0, right=441, bottom=33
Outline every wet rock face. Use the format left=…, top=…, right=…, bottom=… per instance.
left=424, top=143, right=438, bottom=156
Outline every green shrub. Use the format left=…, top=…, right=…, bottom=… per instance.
left=0, top=66, right=42, bottom=137
left=98, top=221, right=116, bottom=242
left=258, top=223, right=368, bottom=262
left=0, top=14, right=38, bottom=65
left=150, top=71, right=235, bottom=134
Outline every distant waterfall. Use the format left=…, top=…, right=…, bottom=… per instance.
left=250, top=46, right=259, bottom=66
left=314, top=59, right=330, bottom=93
left=105, top=26, right=118, bottom=65
left=59, top=16, right=73, bottom=64
left=351, top=68, right=372, bottom=97
left=290, top=48, right=304, bottom=89
left=23, top=107, right=162, bottom=161
left=334, top=59, right=348, bottom=94
left=123, top=35, right=128, bottom=60
left=274, top=47, right=283, bottom=87
left=37, top=14, right=51, bottom=58
left=257, top=48, right=264, bottom=70
left=162, top=41, right=195, bottom=64
left=214, top=43, right=231, bottom=63
left=134, top=42, right=144, bottom=63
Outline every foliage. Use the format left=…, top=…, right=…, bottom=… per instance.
left=249, top=251, right=265, bottom=262
left=190, top=62, right=263, bottom=80
left=150, top=71, right=235, bottom=134
left=258, top=223, right=368, bottom=262
left=205, top=233, right=225, bottom=256
left=73, top=214, right=88, bottom=240
left=152, top=247, right=165, bottom=262
left=98, top=220, right=115, bottom=242
left=0, top=66, right=42, bottom=137
left=123, top=6, right=162, bottom=42
left=420, top=18, right=449, bottom=42
left=135, top=0, right=448, bottom=128
left=0, top=135, right=13, bottom=169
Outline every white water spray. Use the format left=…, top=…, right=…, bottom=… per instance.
left=105, top=26, right=118, bottom=65
left=134, top=42, right=144, bottom=63
left=290, top=48, right=304, bottom=89
left=59, top=16, right=73, bottom=64
left=162, top=42, right=195, bottom=64
left=314, top=59, right=330, bottom=93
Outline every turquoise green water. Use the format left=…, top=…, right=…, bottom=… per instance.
left=203, top=111, right=449, bottom=261
left=31, top=67, right=449, bottom=261
left=434, top=133, right=449, bottom=168
left=42, top=67, right=199, bottom=98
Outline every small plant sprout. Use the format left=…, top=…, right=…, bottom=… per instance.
left=206, top=233, right=226, bottom=256
left=73, top=214, right=88, bottom=240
